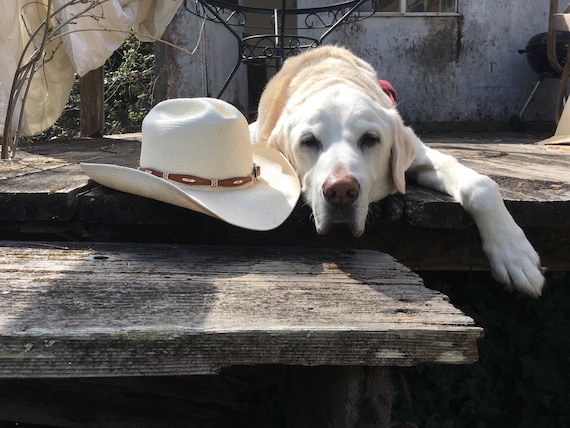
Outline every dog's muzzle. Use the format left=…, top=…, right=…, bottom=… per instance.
left=322, top=174, right=360, bottom=207
left=315, top=173, right=365, bottom=236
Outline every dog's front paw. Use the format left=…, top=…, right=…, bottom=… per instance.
left=484, top=229, right=545, bottom=298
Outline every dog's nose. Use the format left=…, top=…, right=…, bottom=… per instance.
left=322, top=174, right=360, bottom=207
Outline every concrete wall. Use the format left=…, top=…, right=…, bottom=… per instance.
left=158, top=0, right=559, bottom=126
left=155, top=5, right=249, bottom=113
left=302, top=0, right=556, bottom=125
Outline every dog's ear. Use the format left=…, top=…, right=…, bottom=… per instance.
left=391, top=123, right=416, bottom=194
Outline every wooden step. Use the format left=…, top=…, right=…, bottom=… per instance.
left=0, top=241, right=482, bottom=378
left=1, top=134, right=569, bottom=271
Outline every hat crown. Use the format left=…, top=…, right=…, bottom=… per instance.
left=140, top=98, right=253, bottom=179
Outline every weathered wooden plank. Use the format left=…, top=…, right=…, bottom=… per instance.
left=0, top=164, right=91, bottom=221
left=0, top=153, right=67, bottom=181
left=0, top=139, right=138, bottom=222
left=424, top=141, right=570, bottom=200
left=1, top=135, right=567, bottom=225
left=25, top=136, right=141, bottom=166
left=0, top=133, right=568, bottom=270
left=0, top=242, right=482, bottom=377
left=67, top=185, right=570, bottom=270
left=0, top=138, right=140, bottom=221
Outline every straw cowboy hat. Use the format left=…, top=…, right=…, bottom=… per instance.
left=81, top=98, right=301, bottom=231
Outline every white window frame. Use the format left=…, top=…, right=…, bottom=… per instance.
left=373, top=0, right=461, bottom=17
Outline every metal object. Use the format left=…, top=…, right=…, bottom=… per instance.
left=512, top=31, right=570, bottom=130
left=185, top=0, right=377, bottom=97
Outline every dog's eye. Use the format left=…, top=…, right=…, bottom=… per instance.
left=300, top=134, right=322, bottom=151
left=359, top=133, right=380, bottom=149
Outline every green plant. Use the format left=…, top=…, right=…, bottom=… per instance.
left=392, top=272, right=570, bottom=428
left=27, top=35, right=155, bottom=143
left=103, top=36, right=155, bottom=135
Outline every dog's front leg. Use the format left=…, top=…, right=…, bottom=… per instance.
left=408, top=140, right=544, bottom=297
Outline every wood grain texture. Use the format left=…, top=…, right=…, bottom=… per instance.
left=424, top=141, right=570, bottom=200
left=0, top=132, right=567, bottom=270
left=0, top=242, right=482, bottom=377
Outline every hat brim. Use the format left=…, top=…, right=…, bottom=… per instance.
left=80, top=145, right=301, bottom=231
left=538, top=134, right=570, bottom=146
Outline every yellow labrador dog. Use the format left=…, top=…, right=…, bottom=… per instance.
left=251, top=45, right=544, bottom=297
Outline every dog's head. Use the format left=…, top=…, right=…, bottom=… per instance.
left=267, top=83, right=416, bottom=236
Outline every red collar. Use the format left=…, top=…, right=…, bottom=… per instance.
left=378, top=80, right=397, bottom=107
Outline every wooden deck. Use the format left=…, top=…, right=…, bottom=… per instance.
left=0, top=242, right=481, bottom=376
left=0, top=241, right=482, bottom=427
left=1, top=131, right=569, bottom=271
left=1, top=131, right=565, bottom=426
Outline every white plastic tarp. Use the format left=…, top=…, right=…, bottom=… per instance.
left=0, top=0, right=182, bottom=137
